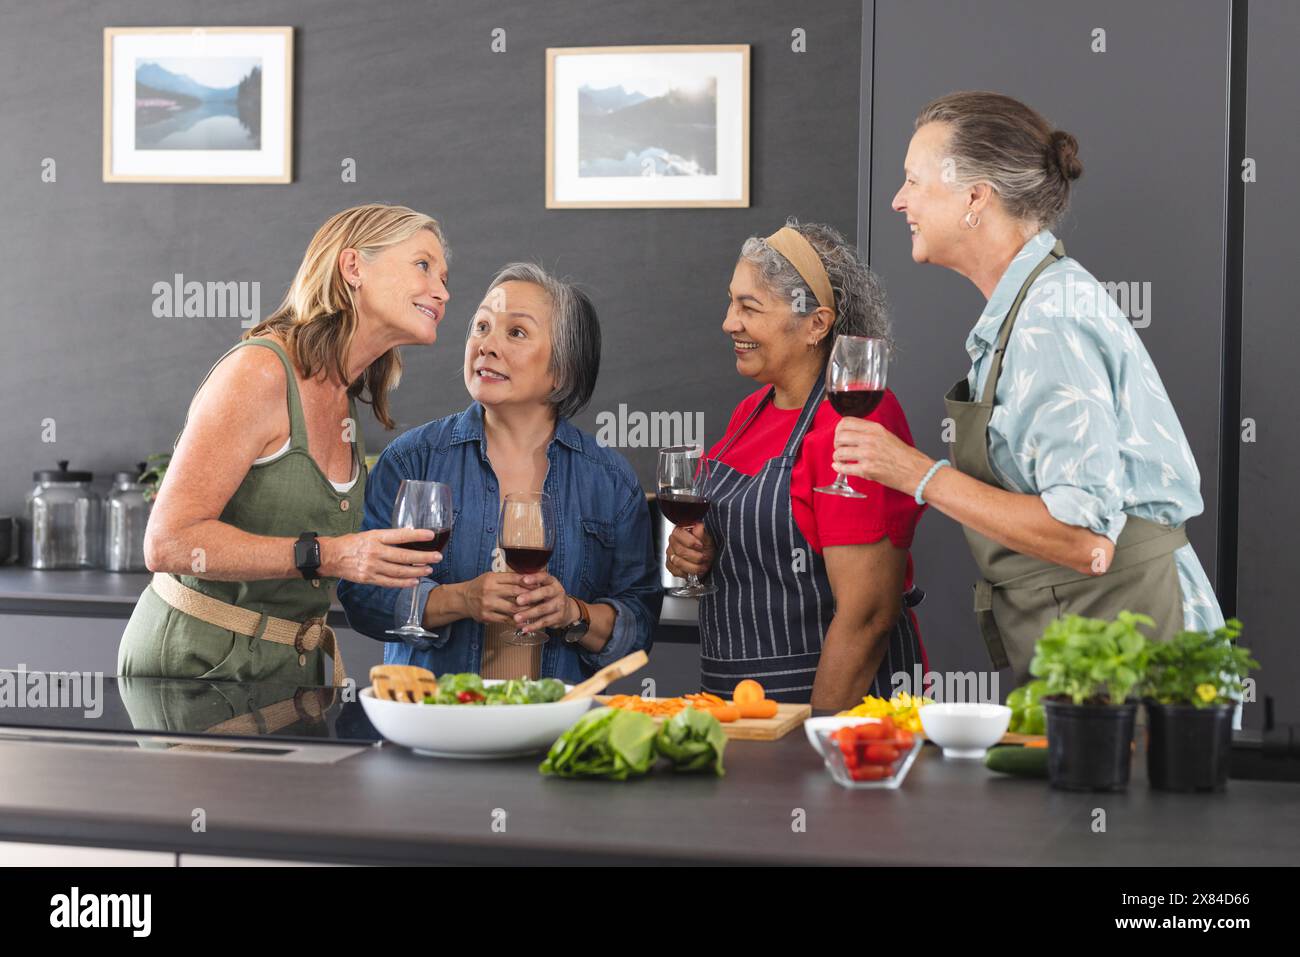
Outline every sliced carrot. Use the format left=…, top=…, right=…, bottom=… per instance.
left=737, top=698, right=778, bottom=719
left=706, top=704, right=741, bottom=722
left=732, top=679, right=765, bottom=706
left=1023, top=738, right=1048, bottom=748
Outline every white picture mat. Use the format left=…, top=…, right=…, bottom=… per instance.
left=552, top=50, right=746, bottom=203
left=108, top=30, right=289, bottom=178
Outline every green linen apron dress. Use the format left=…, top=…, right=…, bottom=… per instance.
left=116, top=337, right=367, bottom=686
left=943, top=240, right=1187, bottom=685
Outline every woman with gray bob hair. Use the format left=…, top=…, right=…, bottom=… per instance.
left=484, top=262, right=601, bottom=420
left=340, top=261, right=661, bottom=685
left=667, top=219, right=929, bottom=708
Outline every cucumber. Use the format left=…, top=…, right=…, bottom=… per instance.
left=984, top=745, right=1049, bottom=778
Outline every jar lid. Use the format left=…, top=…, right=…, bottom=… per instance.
left=33, top=459, right=93, bottom=482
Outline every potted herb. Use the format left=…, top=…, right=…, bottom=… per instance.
left=1142, top=618, right=1256, bottom=792
left=1028, top=611, right=1153, bottom=791
left=138, top=453, right=171, bottom=504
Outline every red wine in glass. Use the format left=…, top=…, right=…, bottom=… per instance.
left=828, top=387, right=885, bottom=419
left=656, top=445, right=717, bottom=598
left=657, top=492, right=710, bottom=527
left=816, top=335, right=889, bottom=499
left=385, top=480, right=454, bottom=639
left=503, top=546, right=552, bottom=575
left=406, top=528, right=451, bottom=553
left=498, top=491, right=557, bottom=646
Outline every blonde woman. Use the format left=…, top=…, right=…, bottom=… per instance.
left=118, top=204, right=450, bottom=686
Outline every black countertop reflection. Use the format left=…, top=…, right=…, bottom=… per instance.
left=0, top=670, right=380, bottom=745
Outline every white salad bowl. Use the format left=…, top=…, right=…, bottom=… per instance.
left=918, top=702, right=1012, bottom=759
left=359, top=681, right=593, bottom=758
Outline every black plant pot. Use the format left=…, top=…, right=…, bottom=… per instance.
left=1043, top=699, right=1137, bottom=791
left=1145, top=701, right=1233, bottom=792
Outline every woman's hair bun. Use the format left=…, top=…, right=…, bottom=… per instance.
left=1048, top=129, right=1083, bottom=182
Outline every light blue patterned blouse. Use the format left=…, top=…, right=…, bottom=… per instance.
left=966, top=229, right=1224, bottom=634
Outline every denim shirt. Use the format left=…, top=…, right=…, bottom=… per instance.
left=337, top=402, right=662, bottom=682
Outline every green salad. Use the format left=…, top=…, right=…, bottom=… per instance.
left=422, top=672, right=566, bottom=706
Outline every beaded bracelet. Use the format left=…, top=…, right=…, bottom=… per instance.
left=914, top=459, right=950, bottom=505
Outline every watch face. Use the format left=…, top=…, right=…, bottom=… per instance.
left=295, top=540, right=320, bottom=568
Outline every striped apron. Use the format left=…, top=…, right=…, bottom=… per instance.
left=699, top=379, right=926, bottom=703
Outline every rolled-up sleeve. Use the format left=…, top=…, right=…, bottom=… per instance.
left=991, top=300, right=1128, bottom=543
left=580, top=486, right=662, bottom=669
left=337, top=444, right=450, bottom=647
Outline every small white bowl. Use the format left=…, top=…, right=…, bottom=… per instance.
left=918, top=702, right=1011, bottom=759
left=359, top=682, right=592, bottom=759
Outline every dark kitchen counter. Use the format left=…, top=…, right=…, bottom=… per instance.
left=0, top=700, right=1295, bottom=865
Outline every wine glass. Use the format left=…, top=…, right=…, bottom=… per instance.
left=657, top=444, right=717, bottom=598
left=816, top=335, right=889, bottom=499
left=499, top=491, right=556, bottom=646
left=385, top=480, right=454, bottom=640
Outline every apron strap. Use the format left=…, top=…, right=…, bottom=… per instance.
left=980, top=240, right=1066, bottom=405
left=710, top=369, right=828, bottom=463
left=782, top=374, right=827, bottom=457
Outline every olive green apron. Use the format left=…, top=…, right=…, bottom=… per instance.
left=943, top=239, right=1187, bottom=684
left=117, top=337, right=367, bottom=686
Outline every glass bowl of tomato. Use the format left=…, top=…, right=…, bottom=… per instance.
left=809, top=716, right=924, bottom=789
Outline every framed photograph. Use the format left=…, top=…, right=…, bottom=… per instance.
left=546, top=44, right=749, bottom=208
left=103, top=27, right=293, bottom=183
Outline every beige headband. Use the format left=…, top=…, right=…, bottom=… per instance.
left=765, top=226, right=835, bottom=316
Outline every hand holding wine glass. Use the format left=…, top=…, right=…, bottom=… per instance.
left=385, top=480, right=454, bottom=640
left=657, top=444, right=717, bottom=598
left=815, top=334, right=889, bottom=498
left=499, top=491, right=556, bottom=646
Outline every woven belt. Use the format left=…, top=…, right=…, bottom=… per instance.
left=150, top=572, right=346, bottom=687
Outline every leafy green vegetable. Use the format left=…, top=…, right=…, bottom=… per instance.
left=423, top=673, right=566, bottom=706
left=539, top=707, right=658, bottom=780
left=1143, top=618, right=1257, bottom=707
left=1028, top=611, right=1155, bottom=705
left=655, top=706, right=727, bottom=775
left=1006, top=679, right=1047, bottom=734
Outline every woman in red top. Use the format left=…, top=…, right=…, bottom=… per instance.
left=668, top=220, right=928, bottom=708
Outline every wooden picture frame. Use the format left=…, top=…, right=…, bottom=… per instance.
left=546, top=44, right=750, bottom=208
left=103, top=26, right=294, bottom=184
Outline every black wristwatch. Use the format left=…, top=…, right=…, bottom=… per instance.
left=547, top=596, right=591, bottom=644
left=294, top=531, right=321, bottom=580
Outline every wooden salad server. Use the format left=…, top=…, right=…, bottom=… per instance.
left=560, top=650, right=650, bottom=702
left=370, top=664, right=439, bottom=703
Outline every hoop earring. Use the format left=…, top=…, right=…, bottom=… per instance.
left=964, top=211, right=981, bottom=229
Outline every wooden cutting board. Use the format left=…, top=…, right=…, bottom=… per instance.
left=594, top=697, right=811, bottom=741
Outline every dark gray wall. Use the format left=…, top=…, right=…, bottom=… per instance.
left=1239, top=0, right=1299, bottom=727
left=0, top=0, right=862, bottom=519
left=860, top=0, right=1232, bottom=680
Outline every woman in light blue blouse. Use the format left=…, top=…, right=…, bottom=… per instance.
left=833, top=91, right=1223, bottom=682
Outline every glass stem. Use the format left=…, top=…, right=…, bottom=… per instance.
left=407, top=581, right=422, bottom=628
